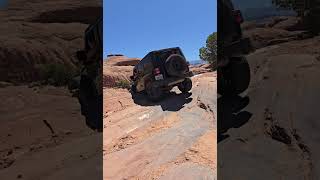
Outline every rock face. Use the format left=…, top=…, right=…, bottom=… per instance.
left=103, top=72, right=217, bottom=179
left=0, top=85, right=102, bottom=179
left=0, top=0, right=102, bottom=83
left=106, top=55, right=141, bottom=66
left=103, top=56, right=141, bottom=88
left=242, top=16, right=308, bottom=50
left=219, top=25, right=320, bottom=178
left=242, top=16, right=302, bottom=31
left=0, top=1, right=103, bottom=179
left=190, top=63, right=213, bottom=75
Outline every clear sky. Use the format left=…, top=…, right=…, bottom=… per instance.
left=0, top=0, right=7, bottom=8
left=103, top=0, right=216, bottom=61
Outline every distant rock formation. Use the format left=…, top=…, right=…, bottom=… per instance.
left=242, top=16, right=308, bottom=50
left=107, top=54, right=124, bottom=57
left=103, top=56, right=141, bottom=88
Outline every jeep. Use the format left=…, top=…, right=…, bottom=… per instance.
left=130, top=47, right=193, bottom=101
left=218, top=0, right=253, bottom=95
left=68, top=16, right=103, bottom=131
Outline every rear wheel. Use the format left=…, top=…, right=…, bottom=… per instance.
left=304, top=10, right=320, bottom=35
left=79, top=88, right=88, bottom=116
left=130, top=84, right=137, bottom=93
left=218, top=57, right=250, bottom=95
left=178, top=78, right=192, bottom=93
left=78, top=75, right=102, bottom=131
left=84, top=94, right=102, bottom=132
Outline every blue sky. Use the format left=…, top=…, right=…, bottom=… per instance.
left=103, top=0, right=216, bottom=61
left=233, top=0, right=272, bottom=9
left=0, top=0, right=7, bottom=8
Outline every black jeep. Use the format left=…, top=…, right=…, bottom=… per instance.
left=218, top=0, right=253, bottom=95
left=68, top=16, right=103, bottom=131
left=130, top=47, right=193, bottom=101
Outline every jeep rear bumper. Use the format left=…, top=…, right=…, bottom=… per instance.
left=152, top=75, right=193, bottom=88
left=154, top=77, right=185, bottom=87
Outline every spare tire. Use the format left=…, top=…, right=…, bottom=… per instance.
left=165, top=54, right=188, bottom=77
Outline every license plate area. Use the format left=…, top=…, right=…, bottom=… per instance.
left=155, top=74, right=164, bottom=81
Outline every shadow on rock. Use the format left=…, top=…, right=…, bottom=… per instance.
left=218, top=95, right=252, bottom=143
left=131, top=91, right=193, bottom=112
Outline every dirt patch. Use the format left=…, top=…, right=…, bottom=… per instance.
left=264, top=108, right=291, bottom=145
left=262, top=108, right=313, bottom=178
left=0, top=159, right=15, bottom=170
left=182, top=130, right=216, bottom=169
left=269, top=125, right=292, bottom=145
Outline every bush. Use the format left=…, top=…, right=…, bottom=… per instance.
left=37, top=63, right=79, bottom=86
left=199, top=32, right=217, bottom=70
left=114, top=79, right=131, bottom=89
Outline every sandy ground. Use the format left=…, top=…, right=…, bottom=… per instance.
left=103, top=72, right=217, bottom=180
left=218, top=36, right=320, bottom=179
left=0, top=85, right=102, bottom=180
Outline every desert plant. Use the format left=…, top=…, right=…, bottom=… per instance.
left=37, top=63, right=79, bottom=86
left=114, top=79, right=131, bottom=89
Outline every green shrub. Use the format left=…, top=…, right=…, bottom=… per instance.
left=114, top=79, right=131, bottom=89
left=199, top=32, right=217, bottom=70
left=37, top=63, right=79, bottom=86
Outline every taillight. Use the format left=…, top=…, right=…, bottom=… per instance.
left=153, top=68, right=161, bottom=75
left=234, top=10, right=243, bottom=24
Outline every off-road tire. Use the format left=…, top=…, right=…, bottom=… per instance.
left=79, top=75, right=103, bottom=131
left=218, top=57, right=250, bottom=95
left=165, top=54, right=188, bottom=77
left=84, top=95, right=102, bottom=132
left=79, top=88, right=88, bottom=116
left=68, top=76, right=80, bottom=91
left=146, top=82, right=163, bottom=102
left=304, top=10, right=320, bottom=35
left=178, top=78, right=192, bottom=93
left=131, top=84, right=137, bottom=93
